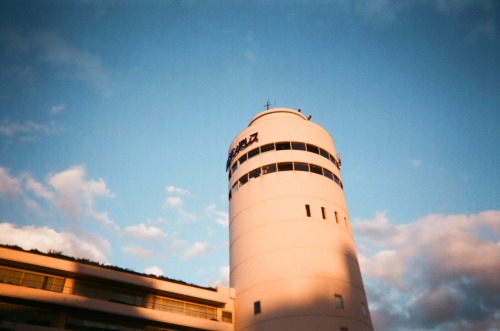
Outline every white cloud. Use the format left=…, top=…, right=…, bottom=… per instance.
left=45, top=166, right=115, bottom=224
left=0, top=167, right=22, bottom=198
left=206, top=204, right=229, bottom=227
left=144, top=265, right=164, bottom=277
left=353, top=210, right=500, bottom=330
left=209, top=265, right=230, bottom=287
left=122, top=243, right=155, bottom=260
left=124, top=223, right=166, bottom=240
left=182, top=241, right=214, bottom=260
left=50, top=104, right=65, bottom=116
left=165, top=196, right=183, bottom=208
left=166, top=185, right=189, bottom=196
left=0, top=223, right=109, bottom=263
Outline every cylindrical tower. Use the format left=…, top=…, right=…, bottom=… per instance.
left=227, top=108, right=373, bottom=331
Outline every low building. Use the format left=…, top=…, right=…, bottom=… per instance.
left=0, top=246, right=234, bottom=331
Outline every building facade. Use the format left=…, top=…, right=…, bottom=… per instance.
left=227, top=108, right=373, bottom=331
left=0, top=246, right=234, bottom=331
left=0, top=107, right=372, bottom=331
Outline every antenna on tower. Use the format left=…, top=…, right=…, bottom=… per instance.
left=264, top=99, right=276, bottom=110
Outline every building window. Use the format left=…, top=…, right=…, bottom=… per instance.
left=277, top=162, right=293, bottom=171
left=291, top=141, right=306, bottom=150
left=222, top=311, right=233, bottom=323
left=249, top=168, right=261, bottom=179
left=335, top=294, right=344, bottom=309
left=335, top=211, right=339, bottom=223
left=309, top=164, right=323, bottom=175
left=305, top=204, right=311, bottom=217
left=239, top=153, right=248, bottom=165
left=340, top=328, right=349, bottom=331
left=262, top=163, right=277, bottom=174
left=231, top=162, right=238, bottom=173
left=344, top=217, right=348, bottom=229
left=361, top=302, right=368, bottom=316
left=320, top=148, right=330, bottom=159
left=294, top=162, right=309, bottom=171
left=321, top=207, right=326, bottom=219
left=275, top=141, right=291, bottom=150
left=306, top=144, right=319, bottom=154
left=254, top=301, right=261, bottom=315
left=260, top=143, right=275, bottom=153
left=248, top=147, right=260, bottom=159
left=323, top=169, right=333, bottom=180
left=239, top=174, right=249, bottom=186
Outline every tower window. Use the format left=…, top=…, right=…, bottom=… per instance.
left=277, top=162, right=293, bottom=171
left=361, top=302, right=368, bottom=316
left=306, top=144, right=319, bottom=154
left=248, top=147, right=260, bottom=159
left=335, top=211, right=339, bottom=223
left=305, top=205, right=311, bottom=217
left=262, top=163, right=277, bottom=174
left=294, top=162, right=309, bottom=171
left=310, top=164, right=323, bottom=175
left=275, top=141, right=291, bottom=150
left=254, top=301, right=261, bottom=315
left=335, top=294, right=344, bottom=309
left=249, top=168, right=261, bottom=179
left=321, top=207, right=326, bottom=219
left=239, top=153, right=248, bottom=165
left=239, top=174, right=249, bottom=186
left=291, top=141, right=306, bottom=150
left=323, top=169, right=333, bottom=180
left=344, top=217, right=348, bottom=229
left=231, top=162, right=238, bottom=173
left=260, top=143, right=275, bottom=153
left=320, top=148, right=329, bottom=159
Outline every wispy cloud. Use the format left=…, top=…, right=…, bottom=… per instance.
left=1, top=165, right=115, bottom=225
left=353, top=210, right=500, bottom=330
left=0, top=167, right=22, bottom=198
left=121, top=243, right=156, bottom=260
left=0, top=120, right=58, bottom=142
left=182, top=241, right=214, bottom=260
left=206, top=204, right=229, bottom=227
left=0, top=29, right=112, bottom=96
left=0, top=223, right=110, bottom=263
left=123, top=223, right=167, bottom=241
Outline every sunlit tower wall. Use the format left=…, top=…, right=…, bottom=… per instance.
left=227, top=108, right=373, bottom=331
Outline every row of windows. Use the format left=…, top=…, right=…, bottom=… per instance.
left=305, top=204, right=349, bottom=229
left=0, top=266, right=64, bottom=292
left=229, top=161, right=343, bottom=200
left=0, top=265, right=232, bottom=323
left=228, top=140, right=341, bottom=180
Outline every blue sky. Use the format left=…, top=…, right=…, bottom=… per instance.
left=0, top=1, right=499, bottom=330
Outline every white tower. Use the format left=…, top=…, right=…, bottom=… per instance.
left=227, top=108, right=373, bottom=331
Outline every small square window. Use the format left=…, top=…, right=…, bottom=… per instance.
left=321, top=207, right=326, bottom=219
left=254, top=301, right=261, bottom=315
left=305, top=204, right=311, bottom=217
left=335, top=211, right=339, bottom=224
left=361, top=302, right=368, bottom=316
left=222, top=311, right=233, bottom=323
left=335, top=294, right=344, bottom=309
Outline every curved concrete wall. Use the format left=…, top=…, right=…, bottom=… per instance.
left=228, top=108, right=373, bottom=331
